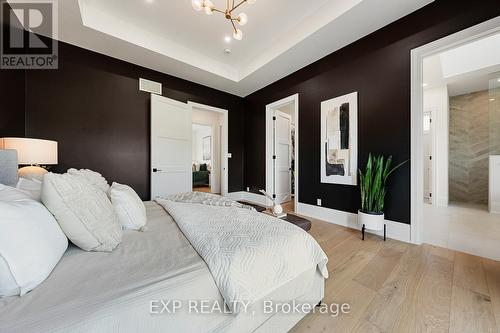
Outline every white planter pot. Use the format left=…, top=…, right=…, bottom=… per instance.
left=358, top=210, right=385, bottom=231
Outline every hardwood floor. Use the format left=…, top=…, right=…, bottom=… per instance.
left=286, top=205, right=500, bottom=333
left=193, top=186, right=211, bottom=193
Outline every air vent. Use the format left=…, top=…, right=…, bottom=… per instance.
left=139, top=78, right=162, bottom=95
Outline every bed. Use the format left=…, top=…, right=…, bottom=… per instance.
left=0, top=201, right=325, bottom=333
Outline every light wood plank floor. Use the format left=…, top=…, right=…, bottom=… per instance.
left=193, top=186, right=211, bottom=193
left=285, top=204, right=500, bottom=333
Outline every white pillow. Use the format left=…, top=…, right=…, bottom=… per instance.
left=42, top=173, right=122, bottom=252
left=16, top=177, right=42, bottom=201
left=110, top=182, right=147, bottom=230
left=0, top=185, right=68, bottom=297
left=67, top=168, right=110, bottom=194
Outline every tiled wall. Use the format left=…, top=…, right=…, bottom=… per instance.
left=449, top=89, right=500, bottom=205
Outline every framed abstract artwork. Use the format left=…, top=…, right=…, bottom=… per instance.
left=203, top=136, right=212, bottom=160
left=320, top=92, right=358, bottom=185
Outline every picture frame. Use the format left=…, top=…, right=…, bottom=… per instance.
left=320, top=91, right=358, bottom=186
left=203, top=135, right=212, bottom=160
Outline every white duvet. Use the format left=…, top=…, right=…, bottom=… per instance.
left=155, top=197, right=328, bottom=313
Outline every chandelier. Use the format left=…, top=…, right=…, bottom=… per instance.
left=191, top=0, right=256, bottom=40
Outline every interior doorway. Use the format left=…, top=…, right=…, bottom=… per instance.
left=411, top=16, right=500, bottom=261
left=150, top=97, right=228, bottom=198
left=266, top=94, right=299, bottom=212
left=189, top=102, right=228, bottom=196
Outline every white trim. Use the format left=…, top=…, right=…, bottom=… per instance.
left=410, top=16, right=500, bottom=245
left=297, top=203, right=411, bottom=243
left=265, top=94, right=299, bottom=211
left=226, top=192, right=411, bottom=243
left=490, top=156, right=500, bottom=214
left=188, top=101, right=229, bottom=197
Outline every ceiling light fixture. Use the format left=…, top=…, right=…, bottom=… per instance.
left=192, top=0, right=255, bottom=40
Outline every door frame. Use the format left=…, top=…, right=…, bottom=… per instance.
left=188, top=101, right=229, bottom=196
left=410, top=16, right=500, bottom=244
left=265, top=94, right=299, bottom=211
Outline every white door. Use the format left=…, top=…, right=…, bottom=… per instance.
left=151, top=94, right=192, bottom=199
left=274, top=110, right=292, bottom=204
left=423, top=112, right=432, bottom=202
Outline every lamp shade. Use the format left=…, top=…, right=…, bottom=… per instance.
left=1, top=138, right=58, bottom=165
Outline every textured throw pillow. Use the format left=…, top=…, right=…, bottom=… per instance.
left=67, top=168, right=110, bottom=194
left=42, top=173, right=122, bottom=252
left=0, top=185, right=68, bottom=297
left=110, top=182, right=147, bottom=230
left=16, top=177, right=42, bottom=201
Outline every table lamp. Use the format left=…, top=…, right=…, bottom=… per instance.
left=0, top=138, right=58, bottom=181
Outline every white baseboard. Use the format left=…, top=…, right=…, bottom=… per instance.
left=226, top=192, right=411, bottom=243
left=296, top=203, right=411, bottom=243
left=436, top=196, right=448, bottom=207
left=490, top=201, right=500, bottom=215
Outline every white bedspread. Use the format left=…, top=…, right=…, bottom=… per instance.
left=155, top=198, right=328, bottom=313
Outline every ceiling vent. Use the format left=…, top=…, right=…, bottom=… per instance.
left=139, top=78, right=162, bottom=95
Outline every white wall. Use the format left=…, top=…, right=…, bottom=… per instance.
left=277, top=102, right=295, bottom=125
left=192, top=124, right=211, bottom=164
left=440, top=33, right=500, bottom=78
left=192, top=108, right=222, bottom=125
left=192, top=107, right=223, bottom=194
left=423, top=85, right=449, bottom=206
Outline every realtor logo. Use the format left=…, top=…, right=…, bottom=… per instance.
left=1, top=0, right=58, bottom=69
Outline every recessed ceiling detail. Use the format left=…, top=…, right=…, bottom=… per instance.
left=54, top=0, right=435, bottom=96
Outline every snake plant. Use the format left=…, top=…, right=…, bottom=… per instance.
left=359, top=154, right=407, bottom=214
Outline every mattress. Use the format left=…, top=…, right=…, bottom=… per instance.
left=0, top=202, right=324, bottom=333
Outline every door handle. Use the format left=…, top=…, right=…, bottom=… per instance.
left=152, top=168, right=163, bottom=173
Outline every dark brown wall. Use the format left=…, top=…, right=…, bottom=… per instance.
left=0, top=69, right=25, bottom=137
left=0, top=20, right=25, bottom=137
left=244, top=0, right=500, bottom=224
left=24, top=42, right=245, bottom=199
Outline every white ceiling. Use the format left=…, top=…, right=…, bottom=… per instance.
left=51, top=0, right=434, bottom=96
left=423, top=32, right=500, bottom=96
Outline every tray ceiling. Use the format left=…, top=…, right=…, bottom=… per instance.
left=51, top=0, right=434, bottom=96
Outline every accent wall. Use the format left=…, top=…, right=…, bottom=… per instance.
left=243, top=0, right=500, bottom=224
left=0, top=41, right=245, bottom=200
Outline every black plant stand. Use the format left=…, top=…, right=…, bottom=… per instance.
left=361, top=224, right=386, bottom=241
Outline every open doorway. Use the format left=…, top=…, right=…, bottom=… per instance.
left=266, top=94, right=299, bottom=213
left=192, top=123, right=213, bottom=193
left=411, top=17, right=500, bottom=261
left=189, top=102, right=228, bottom=196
